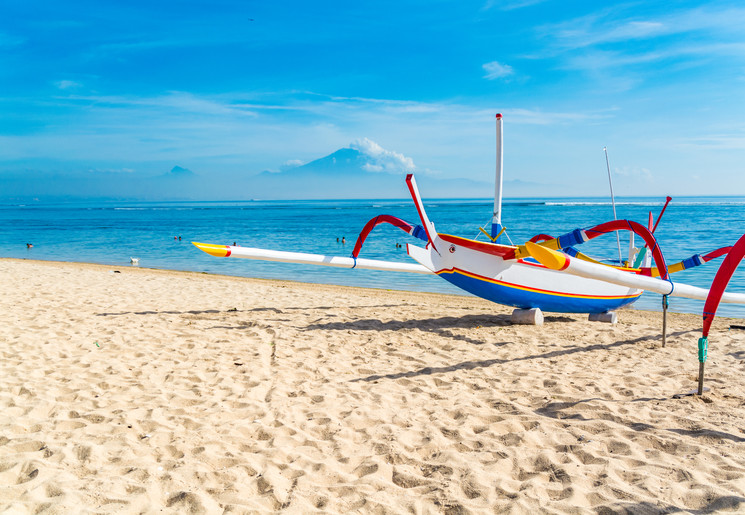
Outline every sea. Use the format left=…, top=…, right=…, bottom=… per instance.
left=2, top=196, right=745, bottom=318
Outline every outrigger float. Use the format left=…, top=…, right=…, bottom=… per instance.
left=194, top=114, right=745, bottom=394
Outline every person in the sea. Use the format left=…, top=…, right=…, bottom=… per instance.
left=26, top=243, right=33, bottom=248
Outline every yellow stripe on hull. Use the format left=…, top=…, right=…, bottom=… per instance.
left=436, top=267, right=640, bottom=301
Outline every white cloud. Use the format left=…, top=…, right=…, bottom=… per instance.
left=59, top=91, right=258, bottom=117
left=504, top=107, right=610, bottom=125
left=280, top=159, right=304, bottom=171
left=362, top=163, right=383, bottom=172
left=2, top=88, right=741, bottom=196
left=482, top=0, right=548, bottom=11
left=86, top=167, right=135, bottom=174
left=0, top=89, right=615, bottom=179
left=676, top=134, right=745, bottom=150
left=526, top=4, right=745, bottom=90
left=539, top=5, right=745, bottom=54
left=350, top=137, right=416, bottom=173
left=613, top=165, right=653, bottom=182
left=550, top=17, right=666, bottom=51
left=482, top=61, right=514, bottom=80
left=55, top=80, right=83, bottom=90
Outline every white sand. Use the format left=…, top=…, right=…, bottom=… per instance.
left=2, top=258, right=745, bottom=514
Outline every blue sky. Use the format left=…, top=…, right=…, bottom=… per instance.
left=2, top=0, right=744, bottom=198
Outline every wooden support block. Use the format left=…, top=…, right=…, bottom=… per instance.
left=588, top=311, right=618, bottom=324
left=511, top=308, right=544, bottom=326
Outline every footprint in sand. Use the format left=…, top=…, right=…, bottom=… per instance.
left=166, top=491, right=205, bottom=513
left=353, top=462, right=378, bottom=478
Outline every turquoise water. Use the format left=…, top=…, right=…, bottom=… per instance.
left=2, top=196, right=744, bottom=318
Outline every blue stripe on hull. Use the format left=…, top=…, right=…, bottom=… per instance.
left=439, top=271, right=640, bottom=314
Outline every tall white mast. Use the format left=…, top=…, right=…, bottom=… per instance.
left=491, top=113, right=504, bottom=241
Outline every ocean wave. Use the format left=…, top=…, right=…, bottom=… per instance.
left=112, top=207, right=198, bottom=211
left=544, top=202, right=653, bottom=207
left=544, top=201, right=745, bottom=207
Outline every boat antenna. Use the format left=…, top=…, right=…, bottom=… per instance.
left=603, top=146, right=623, bottom=264
left=491, top=113, right=504, bottom=242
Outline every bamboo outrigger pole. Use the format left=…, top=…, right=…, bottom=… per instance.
left=192, top=242, right=432, bottom=274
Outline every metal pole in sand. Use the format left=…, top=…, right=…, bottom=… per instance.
left=697, top=337, right=708, bottom=395
left=662, top=294, right=668, bottom=347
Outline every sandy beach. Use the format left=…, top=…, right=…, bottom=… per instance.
left=2, top=257, right=745, bottom=514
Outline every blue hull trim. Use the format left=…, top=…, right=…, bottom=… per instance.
left=439, top=271, right=640, bottom=314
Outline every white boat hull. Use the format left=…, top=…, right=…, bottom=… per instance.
left=407, top=236, right=641, bottom=313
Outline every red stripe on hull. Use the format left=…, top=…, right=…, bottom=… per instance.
left=438, top=233, right=516, bottom=259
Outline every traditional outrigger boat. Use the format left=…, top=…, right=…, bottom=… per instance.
left=194, top=114, right=745, bottom=318
left=194, top=114, right=745, bottom=395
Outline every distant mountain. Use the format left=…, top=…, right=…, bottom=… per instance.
left=262, top=148, right=369, bottom=178
left=249, top=146, right=494, bottom=199
left=0, top=144, right=551, bottom=201
left=167, top=165, right=195, bottom=177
